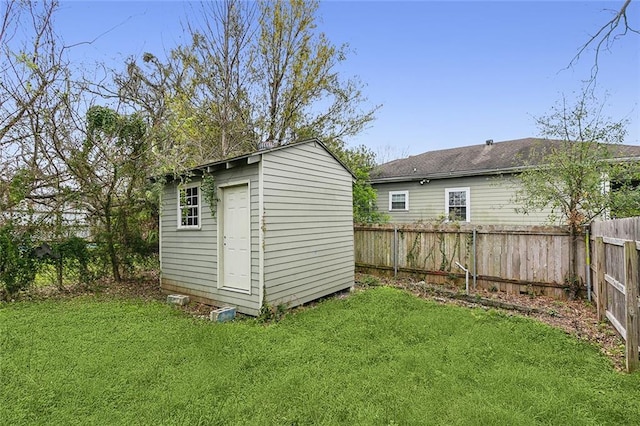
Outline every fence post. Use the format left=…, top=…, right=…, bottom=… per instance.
left=473, top=228, right=477, bottom=289
left=595, top=237, right=606, bottom=322
left=585, top=228, right=591, bottom=301
left=624, top=240, right=639, bottom=373
left=393, top=226, right=398, bottom=278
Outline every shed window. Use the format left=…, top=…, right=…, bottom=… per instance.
left=178, top=184, right=201, bottom=228
left=389, top=191, right=409, bottom=211
left=445, top=187, right=470, bottom=222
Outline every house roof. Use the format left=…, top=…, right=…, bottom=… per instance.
left=371, top=137, right=640, bottom=183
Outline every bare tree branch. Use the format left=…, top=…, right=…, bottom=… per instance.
left=569, top=0, right=639, bottom=83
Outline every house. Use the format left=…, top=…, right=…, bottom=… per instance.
left=370, top=138, right=640, bottom=225
left=159, top=138, right=354, bottom=316
left=2, top=200, right=90, bottom=239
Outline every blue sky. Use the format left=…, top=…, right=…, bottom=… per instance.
left=56, top=1, right=639, bottom=158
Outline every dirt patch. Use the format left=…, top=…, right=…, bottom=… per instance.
left=19, top=271, right=165, bottom=302
left=357, top=273, right=626, bottom=371
left=19, top=273, right=223, bottom=319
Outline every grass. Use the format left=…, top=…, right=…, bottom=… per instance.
left=1, top=286, right=639, bottom=425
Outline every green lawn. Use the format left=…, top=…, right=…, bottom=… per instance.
left=1, top=286, right=638, bottom=425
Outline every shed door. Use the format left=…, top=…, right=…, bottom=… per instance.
left=221, top=184, right=251, bottom=292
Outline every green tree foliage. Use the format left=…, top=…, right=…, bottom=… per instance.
left=45, top=236, right=91, bottom=289
left=0, top=222, right=37, bottom=298
left=113, top=53, right=192, bottom=176
left=253, top=0, right=377, bottom=145
left=515, top=93, right=632, bottom=288
left=516, top=94, right=629, bottom=231
left=174, top=0, right=257, bottom=159
left=1, top=0, right=383, bottom=292
left=113, top=0, right=380, bottom=222
left=117, top=0, right=378, bottom=168
left=331, top=144, right=388, bottom=224
left=63, top=106, right=155, bottom=281
left=516, top=140, right=614, bottom=232
left=0, top=2, right=160, bottom=285
left=609, top=172, right=640, bottom=218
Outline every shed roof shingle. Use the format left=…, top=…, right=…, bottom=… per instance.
left=371, top=138, right=640, bottom=182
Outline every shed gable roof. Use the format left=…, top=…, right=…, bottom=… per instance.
left=371, top=138, right=640, bottom=183
left=162, top=138, right=355, bottom=181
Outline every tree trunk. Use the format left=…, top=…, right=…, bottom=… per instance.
left=104, top=209, right=121, bottom=282
left=568, top=226, right=582, bottom=299
left=55, top=207, right=64, bottom=291
left=56, top=256, right=64, bottom=290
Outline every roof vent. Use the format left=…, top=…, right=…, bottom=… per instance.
left=258, top=140, right=277, bottom=151
left=485, top=139, right=494, bottom=145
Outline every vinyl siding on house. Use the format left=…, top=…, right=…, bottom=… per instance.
left=261, top=141, right=354, bottom=307
left=374, top=174, right=552, bottom=225
left=160, top=164, right=261, bottom=315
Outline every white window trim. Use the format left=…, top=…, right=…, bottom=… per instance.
left=389, top=190, right=409, bottom=211
left=177, top=182, right=202, bottom=230
left=445, top=187, right=470, bottom=222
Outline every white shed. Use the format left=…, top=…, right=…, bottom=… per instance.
left=159, top=139, right=355, bottom=315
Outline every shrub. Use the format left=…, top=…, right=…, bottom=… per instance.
left=358, top=274, right=381, bottom=287
left=258, top=301, right=288, bottom=323
left=0, top=222, right=37, bottom=299
left=44, top=237, right=93, bottom=287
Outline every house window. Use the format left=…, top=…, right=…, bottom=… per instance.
left=389, top=191, right=409, bottom=211
left=178, top=184, right=200, bottom=228
left=445, top=187, right=470, bottom=222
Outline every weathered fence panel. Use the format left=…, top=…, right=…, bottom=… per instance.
left=592, top=217, right=640, bottom=241
left=355, top=224, right=586, bottom=299
left=591, top=218, right=640, bottom=372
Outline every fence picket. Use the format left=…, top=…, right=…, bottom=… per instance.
left=624, top=241, right=639, bottom=372
left=591, top=218, right=640, bottom=373
left=354, top=224, right=584, bottom=297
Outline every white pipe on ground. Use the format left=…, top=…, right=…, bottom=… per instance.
left=455, top=261, right=469, bottom=295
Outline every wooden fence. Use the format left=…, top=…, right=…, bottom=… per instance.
left=355, top=224, right=586, bottom=299
left=591, top=218, right=640, bottom=372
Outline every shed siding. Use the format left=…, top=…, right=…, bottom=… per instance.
left=160, top=164, right=261, bottom=315
left=374, top=175, right=552, bottom=225
left=262, top=141, right=354, bottom=307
